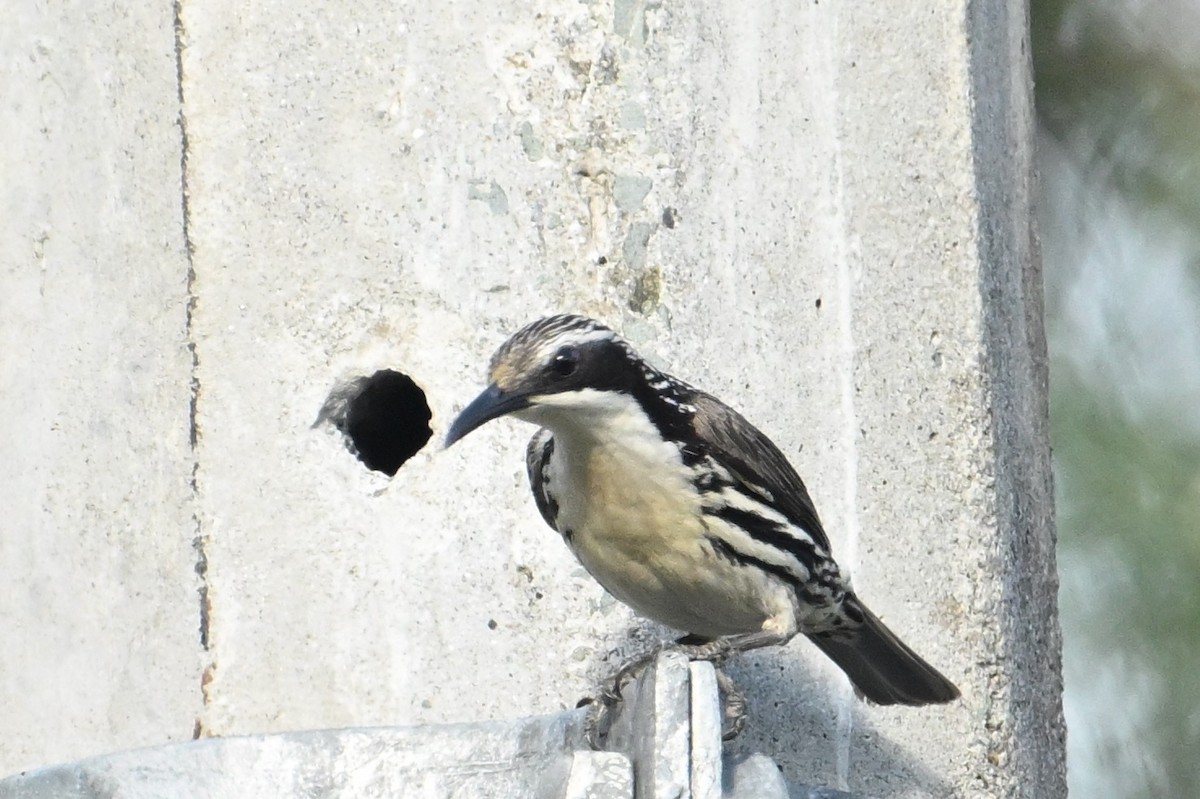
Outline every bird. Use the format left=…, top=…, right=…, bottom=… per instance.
left=445, top=313, right=960, bottom=707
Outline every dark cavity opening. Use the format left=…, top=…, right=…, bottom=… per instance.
left=317, top=370, right=432, bottom=476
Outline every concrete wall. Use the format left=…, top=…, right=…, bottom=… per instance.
left=1, top=1, right=199, bottom=770
left=0, top=0, right=1065, bottom=796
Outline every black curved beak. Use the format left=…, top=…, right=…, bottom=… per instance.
left=445, top=384, right=532, bottom=448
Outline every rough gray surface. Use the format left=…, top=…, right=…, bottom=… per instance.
left=0, top=654, right=797, bottom=799
left=564, top=752, right=634, bottom=799
left=968, top=1, right=1068, bottom=796
left=690, top=663, right=724, bottom=799
left=726, top=754, right=790, bottom=798
left=605, top=652, right=692, bottom=799
left=787, top=783, right=869, bottom=799
left=0, top=714, right=588, bottom=799
left=0, top=0, right=200, bottom=772
left=0, top=0, right=1062, bottom=794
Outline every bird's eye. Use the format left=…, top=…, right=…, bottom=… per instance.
left=551, top=346, right=578, bottom=378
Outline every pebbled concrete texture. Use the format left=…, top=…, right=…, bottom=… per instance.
left=0, top=0, right=1063, bottom=796
left=0, top=715, right=589, bottom=799
left=0, top=0, right=200, bottom=774
left=0, top=655, right=796, bottom=799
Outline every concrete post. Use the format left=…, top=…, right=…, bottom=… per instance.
left=1, top=0, right=1064, bottom=796
left=1, top=0, right=200, bottom=769
left=0, top=657, right=799, bottom=799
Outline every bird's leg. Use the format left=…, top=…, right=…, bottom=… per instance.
left=715, top=668, right=748, bottom=741
left=580, top=628, right=789, bottom=748
left=583, top=633, right=715, bottom=715
left=699, top=628, right=794, bottom=657
left=607, top=645, right=664, bottom=696
left=670, top=622, right=795, bottom=666
left=673, top=636, right=733, bottom=665
left=579, top=643, right=666, bottom=749
left=671, top=629, right=788, bottom=665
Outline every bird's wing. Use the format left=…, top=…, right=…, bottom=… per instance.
left=524, top=428, right=561, bottom=531
left=688, top=390, right=831, bottom=552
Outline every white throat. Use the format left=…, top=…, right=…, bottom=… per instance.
left=515, top=389, right=658, bottom=448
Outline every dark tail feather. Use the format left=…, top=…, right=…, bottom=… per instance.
left=808, top=598, right=960, bottom=706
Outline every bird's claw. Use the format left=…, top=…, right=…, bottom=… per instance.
left=579, top=645, right=668, bottom=749
left=581, top=644, right=750, bottom=747
left=715, top=668, right=748, bottom=741
left=579, top=695, right=612, bottom=750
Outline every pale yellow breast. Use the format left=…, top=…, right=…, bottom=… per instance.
left=548, top=431, right=728, bottom=628
left=555, top=432, right=700, bottom=555
left=522, top=393, right=781, bottom=635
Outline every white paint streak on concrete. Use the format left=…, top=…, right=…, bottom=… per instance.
left=819, top=7, right=861, bottom=789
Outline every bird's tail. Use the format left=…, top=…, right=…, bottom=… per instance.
left=807, top=596, right=960, bottom=706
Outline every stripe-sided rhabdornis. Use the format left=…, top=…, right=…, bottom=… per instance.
left=447, top=314, right=959, bottom=707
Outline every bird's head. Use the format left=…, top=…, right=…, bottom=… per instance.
left=445, top=314, right=684, bottom=447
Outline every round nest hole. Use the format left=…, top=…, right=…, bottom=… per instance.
left=317, top=370, right=433, bottom=476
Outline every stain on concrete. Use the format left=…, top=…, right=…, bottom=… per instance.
left=468, top=180, right=509, bottom=215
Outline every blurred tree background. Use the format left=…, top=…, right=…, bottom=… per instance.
left=1032, top=0, right=1200, bottom=795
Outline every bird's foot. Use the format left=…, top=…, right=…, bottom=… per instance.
left=608, top=646, right=662, bottom=694
left=578, top=646, right=663, bottom=749
left=578, top=639, right=751, bottom=747
left=715, top=668, right=748, bottom=741
left=578, top=695, right=611, bottom=750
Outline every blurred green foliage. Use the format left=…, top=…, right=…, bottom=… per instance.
left=1032, top=0, right=1200, bottom=795
left=1052, top=369, right=1200, bottom=795
left=1034, top=0, right=1200, bottom=227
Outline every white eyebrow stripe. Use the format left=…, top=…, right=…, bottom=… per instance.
left=538, top=327, right=616, bottom=353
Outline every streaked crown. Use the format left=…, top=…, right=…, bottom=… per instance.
left=484, top=314, right=698, bottom=442
left=488, top=314, right=617, bottom=391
